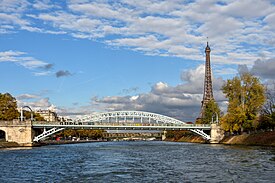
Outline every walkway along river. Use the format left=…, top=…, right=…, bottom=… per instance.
left=0, top=141, right=274, bottom=182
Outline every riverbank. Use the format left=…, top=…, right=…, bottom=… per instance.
left=0, top=141, right=20, bottom=148
left=0, top=139, right=107, bottom=148
left=166, top=131, right=275, bottom=146
left=165, top=131, right=206, bottom=143
left=40, top=139, right=107, bottom=146
left=221, top=131, right=275, bottom=146
left=1, top=131, right=275, bottom=148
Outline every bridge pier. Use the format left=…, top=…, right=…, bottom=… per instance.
left=210, top=123, right=224, bottom=143
left=0, top=120, right=35, bottom=147
left=162, top=130, right=167, bottom=141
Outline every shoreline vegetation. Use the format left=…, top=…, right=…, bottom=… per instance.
left=1, top=131, right=275, bottom=148
left=166, top=131, right=275, bottom=147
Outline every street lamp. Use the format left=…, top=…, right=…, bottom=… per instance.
left=211, top=112, right=219, bottom=124
left=20, top=106, right=34, bottom=122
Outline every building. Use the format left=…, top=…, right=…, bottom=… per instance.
left=36, top=109, right=58, bottom=122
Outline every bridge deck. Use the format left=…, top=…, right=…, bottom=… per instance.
left=32, top=123, right=211, bottom=131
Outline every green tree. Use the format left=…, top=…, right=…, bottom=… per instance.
left=202, top=99, right=221, bottom=124
left=58, top=129, right=104, bottom=139
left=221, top=73, right=265, bottom=133
left=0, top=93, right=19, bottom=120
left=23, top=111, right=45, bottom=121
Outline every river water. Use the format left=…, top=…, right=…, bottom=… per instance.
left=0, top=141, right=274, bottom=182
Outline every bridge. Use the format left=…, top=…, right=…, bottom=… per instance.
left=0, top=111, right=224, bottom=146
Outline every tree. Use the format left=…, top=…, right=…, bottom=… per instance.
left=23, top=111, right=45, bottom=121
left=258, top=82, right=275, bottom=130
left=0, top=93, right=19, bottom=120
left=58, top=129, right=104, bottom=139
left=196, top=99, right=221, bottom=124
left=202, top=99, right=221, bottom=124
left=221, top=73, right=265, bottom=133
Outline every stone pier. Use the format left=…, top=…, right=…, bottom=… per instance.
left=162, top=130, right=167, bottom=141
left=210, top=123, right=224, bottom=144
left=0, top=120, right=35, bottom=146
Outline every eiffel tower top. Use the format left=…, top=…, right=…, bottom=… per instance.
left=205, top=41, right=211, bottom=52
left=198, top=42, right=214, bottom=119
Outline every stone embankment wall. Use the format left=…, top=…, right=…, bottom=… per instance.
left=221, top=131, right=275, bottom=146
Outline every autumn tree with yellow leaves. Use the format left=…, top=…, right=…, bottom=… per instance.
left=221, top=73, right=265, bottom=133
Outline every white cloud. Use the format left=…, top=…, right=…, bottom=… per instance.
left=0, top=0, right=29, bottom=13
left=0, top=50, right=52, bottom=73
left=221, top=0, right=273, bottom=18
left=17, top=97, right=52, bottom=109
left=264, top=12, right=275, bottom=30
left=0, top=13, right=29, bottom=27
left=32, top=0, right=59, bottom=10
left=1, top=0, right=275, bottom=68
left=17, top=94, right=40, bottom=100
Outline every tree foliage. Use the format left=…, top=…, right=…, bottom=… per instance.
left=202, top=99, right=221, bottom=124
left=221, top=73, right=265, bottom=133
left=258, top=83, right=275, bottom=130
left=0, top=93, right=19, bottom=121
left=23, top=111, right=45, bottom=121
left=58, top=129, right=104, bottom=139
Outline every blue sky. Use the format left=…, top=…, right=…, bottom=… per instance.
left=1, top=0, right=275, bottom=121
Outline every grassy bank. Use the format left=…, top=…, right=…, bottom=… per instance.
left=221, top=131, right=275, bottom=146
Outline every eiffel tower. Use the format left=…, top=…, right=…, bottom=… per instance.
left=198, top=42, right=214, bottom=119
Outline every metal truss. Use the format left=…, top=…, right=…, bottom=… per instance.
left=33, top=127, right=64, bottom=142
left=190, top=129, right=210, bottom=140
left=33, top=111, right=212, bottom=141
left=76, top=111, right=187, bottom=125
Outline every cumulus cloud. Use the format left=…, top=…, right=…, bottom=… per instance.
left=17, top=96, right=52, bottom=110
left=90, top=65, right=226, bottom=122
left=236, top=58, right=275, bottom=79
left=251, top=58, right=275, bottom=79
left=16, top=94, right=40, bottom=100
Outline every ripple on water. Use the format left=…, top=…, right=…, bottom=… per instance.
left=0, top=141, right=275, bottom=182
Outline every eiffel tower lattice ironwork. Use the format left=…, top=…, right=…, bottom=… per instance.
left=199, top=42, right=214, bottom=118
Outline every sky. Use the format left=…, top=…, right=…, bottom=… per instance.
left=1, top=0, right=275, bottom=122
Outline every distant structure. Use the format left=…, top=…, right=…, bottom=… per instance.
left=198, top=42, right=214, bottom=119
left=36, top=110, right=58, bottom=122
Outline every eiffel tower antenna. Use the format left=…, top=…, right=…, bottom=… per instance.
left=198, top=41, right=214, bottom=119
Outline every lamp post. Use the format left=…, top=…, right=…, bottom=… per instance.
left=211, top=112, right=219, bottom=124
left=20, top=106, right=34, bottom=122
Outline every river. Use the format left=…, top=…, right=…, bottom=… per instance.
left=0, top=141, right=274, bottom=182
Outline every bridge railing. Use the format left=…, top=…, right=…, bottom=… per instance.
left=0, top=120, right=32, bottom=126
left=32, top=121, right=211, bottom=128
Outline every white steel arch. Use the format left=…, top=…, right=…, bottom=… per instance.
left=33, top=111, right=211, bottom=142
left=75, top=111, right=187, bottom=125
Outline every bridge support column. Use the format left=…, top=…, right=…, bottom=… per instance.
left=162, top=130, right=167, bottom=141
left=210, top=123, right=224, bottom=144
left=0, top=120, right=35, bottom=146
